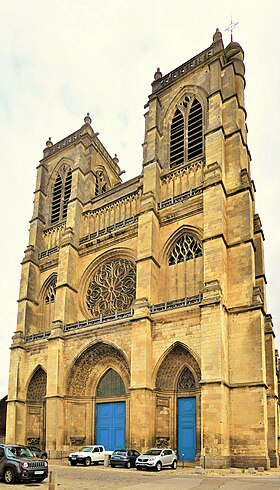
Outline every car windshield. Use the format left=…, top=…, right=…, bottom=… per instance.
left=113, top=450, right=125, bottom=455
left=6, top=446, right=34, bottom=458
left=79, top=446, right=93, bottom=452
left=143, top=449, right=161, bottom=456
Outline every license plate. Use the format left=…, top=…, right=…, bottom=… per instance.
left=34, top=471, right=44, bottom=475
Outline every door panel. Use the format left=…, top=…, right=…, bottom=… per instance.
left=96, top=401, right=125, bottom=451
left=177, top=397, right=196, bottom=461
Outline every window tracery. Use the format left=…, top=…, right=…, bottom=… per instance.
left=168, top=234, right=202, bottom=266
left=51, top=166, right=72, bottom=224
left=45, top=277, right=57, bottom=304
left=177, top=367, right=196, bottom=391
left=27, top=368, right=47, bottom=401
left=86, top=258, right=136, bottom=316
left=170, top=96, right=203, bottom=168
left=97, top=369, right=125, bottom=397
left=95, top=170, right=108, bottom=196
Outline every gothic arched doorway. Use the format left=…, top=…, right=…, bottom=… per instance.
left=66, top=342, right=130, bottom=450
left=155, top=344, right=201, bottom=461
left=26, top=367, right=47, bottom=449
left=95, top=369, right=126, bottom=450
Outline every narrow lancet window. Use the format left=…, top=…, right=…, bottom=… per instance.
left=51, top=167, right=72, bottom=224
left=187, top=98, right=203, bottom=160
left=170, top=109, right=184, bottom=167
left=169, top=96, right=203, bottom=168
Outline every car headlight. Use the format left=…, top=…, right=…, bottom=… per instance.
left=44, top=461, right=48, bottom=467
left=22, top=462, right=29, bottom=468
left=148, top=457, right=156, bottom=461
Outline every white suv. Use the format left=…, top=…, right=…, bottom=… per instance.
left=135, top=448, right=177, bottom=471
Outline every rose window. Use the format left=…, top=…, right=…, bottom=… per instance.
left=86, top=258, right=136, bottom=316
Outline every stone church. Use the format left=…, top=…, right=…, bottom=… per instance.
left=6, top=29, right=279, bottom=469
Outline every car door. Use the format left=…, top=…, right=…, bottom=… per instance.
left=91, top=447, right=100, bottom=462
left=0, top=447, right=5, bottom=477
left=161, top=449, right=172, bottom=466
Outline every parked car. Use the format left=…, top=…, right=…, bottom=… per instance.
left=68, top=445, right=112, bottom=466
left=110, top=449, right=140, bottom=468
left=0, top=444, right=48, bottom=484
left=135, top=448, right=177, bottom=471
left=27, top=445, right=48, bottom=459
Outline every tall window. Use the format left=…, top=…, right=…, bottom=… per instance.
left=40, top=275, right=57, bottom=332
left=51, top=167, right=72, bottom=224
left=170, top=96, right=203, bottom=168
left=95, top=170, right=108, bottom=196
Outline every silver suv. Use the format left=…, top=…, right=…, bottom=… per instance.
left=135, top=448, right=177, bottom=471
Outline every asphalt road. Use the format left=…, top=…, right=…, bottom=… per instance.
left=1, top=463, right=280, bottom=489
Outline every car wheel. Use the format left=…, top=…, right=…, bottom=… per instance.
left=84, top=457, right=91, bottom=466
left=36, top=477, right=46, bottom=482
left=155, top=461, right=162, bottom=472
left=110, top=463, right=115, bottom=468
left=126, top=461, right=131, bottom=468
left=70, top=461, right=77, bottom=466
left=136, top=466, right=142, bottom=470
left=171, top=460, right=177, bottom=469
left=4, top=467, right=16, bottom=484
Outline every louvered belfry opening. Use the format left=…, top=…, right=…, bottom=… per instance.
left=51, top=169, right=72, bottom=224
left=62, top=171, right=72, bottom=219
left=169, top=97, right=203, bottom=168
left=51, top=175, right=62, bottom=224
left=187, top=98, right=203, bottom=160
left=170, top=108, right=184, bottom=167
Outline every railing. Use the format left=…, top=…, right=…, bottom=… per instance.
left=23, top=295, right=202, bottom=342
left=150, top=293, right=202, bottom=313
left=38, top=246, right=60, bottom=260
left=64, top=308, right=134, bottom=332
left=79, top=215, right=139, bottom=245
left=158, top=186, right=203, bottom=210
left=25, top=331, right=51, bottom=343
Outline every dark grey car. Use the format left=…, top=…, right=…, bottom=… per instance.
left=110, top=449, right=140, bottom=468
left=0, top=444, right=48, bottom=484
left=27, top=445, right=48, bottom=459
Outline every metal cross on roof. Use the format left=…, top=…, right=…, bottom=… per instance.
left=225, top=17, right=239, bottom=42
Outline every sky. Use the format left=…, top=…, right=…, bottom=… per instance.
left=0, top=0, right=279, bottom=399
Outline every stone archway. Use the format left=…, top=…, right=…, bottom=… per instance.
left=155, top=344, right=201, bottom=459
left=26, top=367, right=47, bottom=449
left=66, top=342, right=130, bottom=448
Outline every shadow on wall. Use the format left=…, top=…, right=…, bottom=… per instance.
left=0, top=395, right=7, bottom=443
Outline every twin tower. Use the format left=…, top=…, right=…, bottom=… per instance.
left=6, top=29, right=279, bottom=469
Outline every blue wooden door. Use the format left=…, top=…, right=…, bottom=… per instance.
left=96, top=401, right=125, bottom=451
left=177, top=397, right=196, bottom=461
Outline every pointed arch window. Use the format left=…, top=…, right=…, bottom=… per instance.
left=170, top=109, right=184, bottom=167
left=45, top=277, right=56, bottom=304
left=95, top=170, right=108, bottom=196
left=40, top=275, right=57, bottom=332
left=96, top=369, right=126, bottom=397
left=51, top=167, right=72, bottom=224
left=169, top=234, right=203, bottom=266
left=27, top=367, right=47, bottom=401
left=177, top=367, right=196, bottom=391
left=170, top=96, right=203, bottom=168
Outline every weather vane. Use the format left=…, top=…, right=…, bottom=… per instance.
left=225, top=16, right=239, bottom=42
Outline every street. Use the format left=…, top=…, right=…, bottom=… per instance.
left=1, top=462, right=280, bottom=490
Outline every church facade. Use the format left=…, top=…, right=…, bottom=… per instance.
left=6, top=29, right=279, bottom=469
